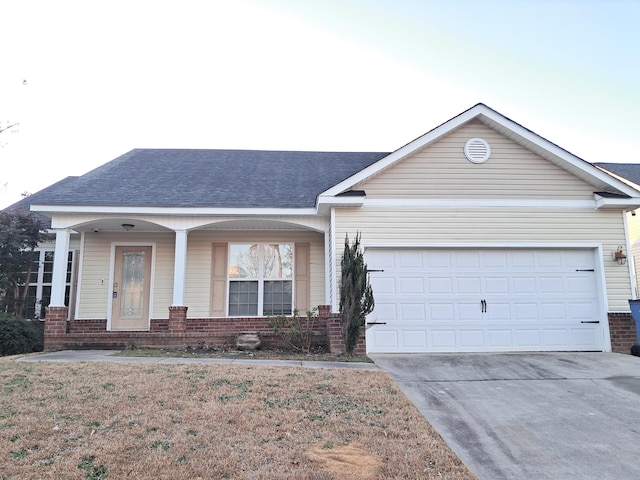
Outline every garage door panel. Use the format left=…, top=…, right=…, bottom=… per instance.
left=371, top=276, right=396, bottom=295
left=368, top=303, right=396, bottom=323
left=567, top=276, right=596, bottom=294
left=567, top=302, right=597, bottom=320
left=536, top=251, right=563, bottom=267
left=573, top=328, right=598, bottom=347
left=458, top=303, right=483, bottom=321
left=541, top=303, right=566, bottom=319
left=512, top=277, right=537, bottom=294
left=365, top=248, right=604, bottom=353
left=400, top=303, right=426, bottom=322
left=541, top=328, right=571, bottom=346
left=367, top=250, right=396, bottom=269
left=483, top=251, right=508, bottom=268
left=539, top=276, right=564, bottom=294
left=401, top=330, right=427, bottom=349
left=459, top=329, right=484, bottom=347
left=398, top=251, right=424, bottom=269
left=429, top=303, right=455, bottom=321
left=399, top=277, right=425, bottom=294
left=485, top=303, right=511, bottom=321
left=485, top=277, right=509, bottom=294
left=369, top=329, right=398, bottom=350
left=431, top=330, right=456, bottom=348
left=487, top=329, right=513, bottom=347
left=515, top=329, right=541, bottom=346
left=428, top=277, right=453, bottom=294
left=456, top=252, right=481, bottom=268
left=457, top=277, right=482, bottom=294
left=511, top=251, right=536, bottom=268
left=426, top=252, right=453, bottom=268
left=513, top=303, right=539, bottom=320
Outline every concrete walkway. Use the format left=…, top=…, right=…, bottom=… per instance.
left=17, top=349, right=379, bottom=370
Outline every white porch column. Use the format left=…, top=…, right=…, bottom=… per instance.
left=172, top=229, right=188, bottom=306
left=49, top=228, right=71, bottom=307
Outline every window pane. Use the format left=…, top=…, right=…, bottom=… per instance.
left=29, top=253, right=40, bottom=284
left=229, top=281, right=258, bottom=316
left=263, top=280, right=292, bottom=315
left=229, top=244, right=259, bottom=278
left=263, top=244, right=293, bottom=279
left=66, top=251, right=73, bottom=283
left=43, top=251, right=54, bottom=283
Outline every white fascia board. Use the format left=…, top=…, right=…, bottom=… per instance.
left=316, top=195, right=365, bottom=215
left=319, top=103, right=640, bottom=199
left=364, top=198, right=597, bottom=209
left=30, top=204, right=318, bottom=217
left=594, top=194, right=640, bottom=210
left=479, top=111, right=640, bottom=198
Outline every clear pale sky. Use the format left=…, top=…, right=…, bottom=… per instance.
left=1, top=0, right=638, bottom=208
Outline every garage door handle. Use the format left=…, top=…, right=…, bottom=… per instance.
left=366, top=322, right=387, bottom=325
left=576, top=269, right=594, bottom=272
left=481, top=299, right=487, bottom=313
left=580, top=321, right=600, bottom=324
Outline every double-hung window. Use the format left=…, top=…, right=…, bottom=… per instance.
left=228, top=243, right=293, bottom=316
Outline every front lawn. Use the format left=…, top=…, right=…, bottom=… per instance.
left=0, top=358, right=475, bottom=479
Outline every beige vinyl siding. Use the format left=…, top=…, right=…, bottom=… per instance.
left=334, top=206, right=631, bottom=310
left=359, top=120, right=596, bottom=200
left=77, top=235, right=111, bottom=318
left=185, top=230, right=325, bottom=317
left=152, top=234, right=176, bottom=318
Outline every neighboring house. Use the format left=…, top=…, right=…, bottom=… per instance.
left=9, top=103, right=640, bottom=353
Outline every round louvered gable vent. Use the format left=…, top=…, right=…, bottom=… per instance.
left=464, top=138, right=491, bottom=163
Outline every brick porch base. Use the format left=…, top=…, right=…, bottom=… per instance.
left=44, top=305, right=366, bottom=355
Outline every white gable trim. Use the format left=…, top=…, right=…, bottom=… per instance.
left=320, top=104, right=640, bottom=200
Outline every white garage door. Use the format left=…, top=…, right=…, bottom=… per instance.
left=365, top=248, right=605, bottom=353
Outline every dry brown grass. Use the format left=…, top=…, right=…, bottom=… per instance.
left=0, top=357, right=475, bottom=480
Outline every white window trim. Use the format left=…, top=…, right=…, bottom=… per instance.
left=227, top=243, right=295, bottom=317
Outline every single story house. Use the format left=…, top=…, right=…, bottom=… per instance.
left=9, top=103, right=640, bottom=353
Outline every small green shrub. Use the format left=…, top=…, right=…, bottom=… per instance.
left=268, top=308, right=318, bottom=353
left=0, top=314, right=43, bottom=356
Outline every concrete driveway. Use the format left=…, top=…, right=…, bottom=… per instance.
left=370, top=352, right=640, bottom=480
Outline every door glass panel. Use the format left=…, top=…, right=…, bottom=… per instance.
left=120, top=251, right=146, bottom=318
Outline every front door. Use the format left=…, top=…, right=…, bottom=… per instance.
left=111, top=246, right=152, bottom=330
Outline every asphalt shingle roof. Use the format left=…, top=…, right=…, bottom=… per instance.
left=595, top=163, right=640, bottom=187
left=30, top=149, right=389, bottom=209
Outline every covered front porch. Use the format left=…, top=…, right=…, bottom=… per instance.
left=42, top=213, right=363, bottom=353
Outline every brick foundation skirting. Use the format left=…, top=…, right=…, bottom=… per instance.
left=52, top=308, right=633, bottom=354
left=44, top=305, right=365, bottom=354
left=608, top=312, right=638, bottom=353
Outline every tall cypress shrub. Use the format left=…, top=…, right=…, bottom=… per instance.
left=339, top=233, right=374, bottom=355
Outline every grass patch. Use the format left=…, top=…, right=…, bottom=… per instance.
left=114, top=347, right=374, bottom=363
left=0, top=357, right=475, bottom=479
